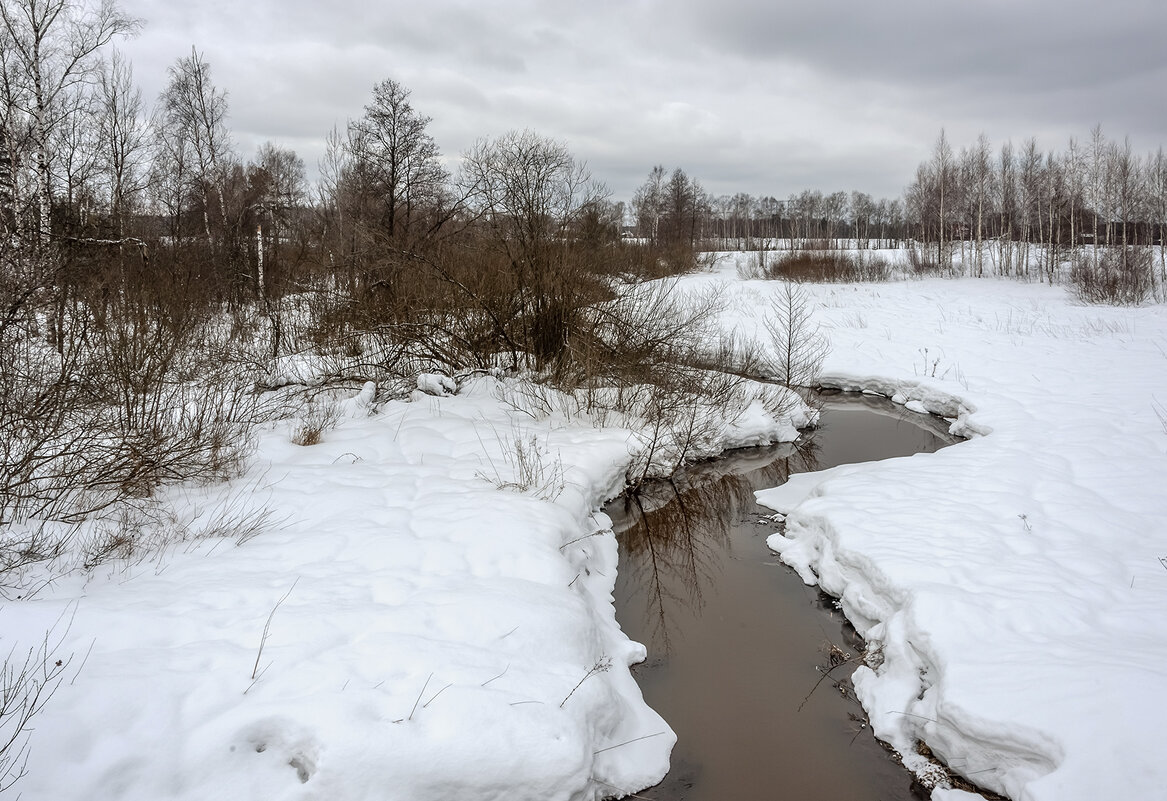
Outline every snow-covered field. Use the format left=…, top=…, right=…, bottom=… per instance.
left=722, top=260, right=1167, bottom=800
left=2, top=337, right=804, bottom=799
left=5, top=255, right=1167, bottom=800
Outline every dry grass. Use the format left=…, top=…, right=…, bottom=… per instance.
left=475, top=425, right=566, bottom=501
left=290, top=397, right=342, bottom=446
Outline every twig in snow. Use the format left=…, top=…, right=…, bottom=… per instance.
left=592, top=731, right=668, bottom=755
left=887, top=710, right=940, bottom=723
left=408, top=673, right=433, bottom=721
left=248, top=578, right=299, bottom=683
left=559, top=531, right=605, bottom=550
left=70, top=639, right=96, bottom=687
left=559, top=657, right=611, bottom=708
left=422, top=682, right=453, bottom=709
left=481, top=665, right=509, bottom=686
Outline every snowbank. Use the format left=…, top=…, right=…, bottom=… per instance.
left=697, top=259, right=1167, bottom=800
left=3, top=370, right=805, bottom=800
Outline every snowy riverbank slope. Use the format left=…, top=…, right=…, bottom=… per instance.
left=687, top=261, right=1167, bottom=800
left=3, top=364, right=805, bottom=799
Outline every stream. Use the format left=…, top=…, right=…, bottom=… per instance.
left=607, top=392, right=958, bottom=800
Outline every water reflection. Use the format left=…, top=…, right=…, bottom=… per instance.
left=609, top=436, right=821, bottom=654
left=608, top=394, right=956, bottom=801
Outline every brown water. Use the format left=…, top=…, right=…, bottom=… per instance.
left=607, top=393, right=957, bottom=801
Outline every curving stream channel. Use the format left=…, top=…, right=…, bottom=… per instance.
left=607, top=392, right=959, bottom=801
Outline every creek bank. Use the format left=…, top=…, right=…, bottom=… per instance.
left=609, top=394, right=958, bottom=800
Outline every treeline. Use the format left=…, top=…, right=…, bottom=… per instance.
left=627, top=177, right=910, bottom=253
left=906, top=128, right=1167, bottom=298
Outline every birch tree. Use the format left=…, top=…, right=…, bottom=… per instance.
left=931, top=129, right=955, bottom=271
left=250, top=140, right=305, bottom=296
left=966, top=133, right=993, bottom=277
left=96, top=48, right=147, bottom=232
left=631, top=165, right=666, bottom=244
left=156, top=47, right=232, bottom=245
left=0, top=0, right=138, bottom=254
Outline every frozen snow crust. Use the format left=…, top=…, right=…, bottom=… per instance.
left=4, top=360, right=805, bottom=799
left=715, top=262, right=1167, bottom=800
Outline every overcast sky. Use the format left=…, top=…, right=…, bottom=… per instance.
left=114, top=0, right=1167, bottom=203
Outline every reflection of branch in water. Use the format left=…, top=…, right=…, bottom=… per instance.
left=611, top=443, right=804, bottom=654
left=789, top=428, right=823, bottom=474
left=615, top=484, right=715, bottom=655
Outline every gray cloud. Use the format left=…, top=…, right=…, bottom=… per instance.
left=116, top=0, right=1167, bottom=203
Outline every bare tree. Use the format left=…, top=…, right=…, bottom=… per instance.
left=850, top=190, right=874, bottom=250
left=965, top=133, right=994, bottom=277
left=1065, top=137, right=1085, bottom=265
left=823, top=190, right=847, bottom=249
left=1087, top=124, right=1109, bottom=268
left=48, top=83, right=98, bottom=217
left=250, top=140, right=306, bottom=297
left=0, top=0, right=138, bottom=253
left=460, top=129, right=606, bottom=368
left=1017, top=137, right=1045, bottom=278
left=1148, top=146, right=1167, bottom=291
left=631, top=164, right=666, bottom=244
left=155, top=47, right=233, bottom=244
left=96, top=47, right=148, bottom=233
left=931, top=129, right=956, bottom=271
left=766, top=281, right=829, bottom=387
left=346, top=77, right=446, bottom=246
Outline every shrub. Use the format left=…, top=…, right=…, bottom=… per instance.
left=754, top=250, right=891, bottom=283
left=1069, top=247, right=1154, bottom=305
left=906, top=243, right=942, bottom=276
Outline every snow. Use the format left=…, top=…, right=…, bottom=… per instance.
left=2, top=364, right=804, bottom=799
left=702, top=256, right=1167, bottom=800
left=5, top=252, right=1167, bottom=800
left=415, top=372, right=456, bottom=397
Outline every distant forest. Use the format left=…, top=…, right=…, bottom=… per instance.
left=4, top=2, right=1167, bottom=302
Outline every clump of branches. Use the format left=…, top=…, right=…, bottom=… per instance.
left=557, top=280, right=803, bottom=485
left=1, top=238, right=269, bottom=590
left=475, top=424, right=566, bottom=501
left=906, top=243, right=943, bottom=276
left=76, top=483, right=276, bottom=573
left=290, top=395, right=342, bottom=446
left=1, top=284, right=262, bottom=525
left=1069, top=246, right=1154, bottom=305
left=750, top=250, right=891, bottom=283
